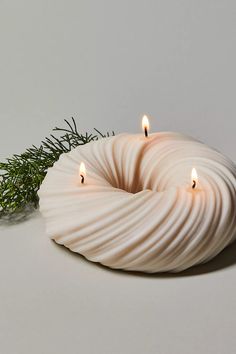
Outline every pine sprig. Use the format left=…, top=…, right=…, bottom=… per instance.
left=0, top=118, right=114, bottom=219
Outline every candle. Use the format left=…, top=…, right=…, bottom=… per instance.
left=39, top=119, right=236, bottom=273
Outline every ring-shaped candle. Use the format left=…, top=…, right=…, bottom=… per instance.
left=39, top=132, right=236, bottom=272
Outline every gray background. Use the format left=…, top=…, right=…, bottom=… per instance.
left=0, top=1, right=236, bottom=353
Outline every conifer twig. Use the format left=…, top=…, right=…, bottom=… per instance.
left=0, top=118, right=114, bottom=218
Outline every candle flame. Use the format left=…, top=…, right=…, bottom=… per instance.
left=79, top=162, right=86, bottom=183
left=142, top=115, right=150, bottom=137
left=191, top=168, right=198, bottom=189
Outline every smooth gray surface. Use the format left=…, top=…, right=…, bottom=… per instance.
left=0, top=1, right=236, bottom=353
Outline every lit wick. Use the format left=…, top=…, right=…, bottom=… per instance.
left=142, top=115, right=150, bottom=138
left=79, top=162, right=86, bottom=184
left=191, top=168, right=198, bottom=189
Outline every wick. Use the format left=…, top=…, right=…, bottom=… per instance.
left=80, top=174, right=84, bottom=184
left=144, top=127, right=148, bottom=138
left=192, top=180, right=196, bottom=189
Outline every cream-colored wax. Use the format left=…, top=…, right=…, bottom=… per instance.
left=38, top=133, right=236, bottom=272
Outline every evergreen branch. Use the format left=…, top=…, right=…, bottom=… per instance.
left=0, top=118, right=113, bottom=219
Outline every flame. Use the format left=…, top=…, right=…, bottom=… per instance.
left=142, top=115, right=150, bottom=136
left=79, top=162, right=86, bottom=182
left=191, top=168, right=198, bottom=189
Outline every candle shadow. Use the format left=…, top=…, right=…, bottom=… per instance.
left=52, top=237, right=236, bottom=278
left=2, top=207, right=235, bottom=278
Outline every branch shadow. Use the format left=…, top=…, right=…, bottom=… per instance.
left=52, top=238, right=236, bottom=278
left=0, top=205, right=37, bottom=226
